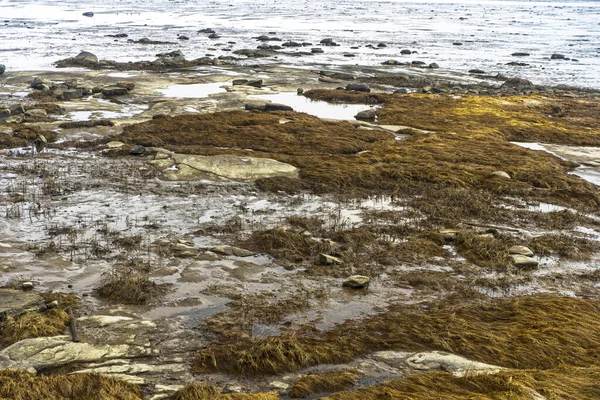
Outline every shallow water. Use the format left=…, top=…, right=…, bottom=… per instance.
left=158, top=82, right=229, bottom=98
left=1, top=0, right=599, bottom=88
left=249, top=92, right=376, bottom=120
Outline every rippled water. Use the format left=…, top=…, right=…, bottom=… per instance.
left=0, top=0, right=599, bottom=87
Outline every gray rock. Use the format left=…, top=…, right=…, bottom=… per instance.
left=0, top=64, right=5, bottom=75
left=400, top=49, right=412, bottom=55
left=377, top=43, right=387, bottom=48
left=282, top=41, right=302, bottom=47
left=21, top=282, right=34, bottom=290
left=508, top=245, right=534, bottom=257
left=512, top=52, right=530, bottom=57
left=25, top=109, right=47, bottom=118
left=346, top=83, right=370, bottom=92
left=246, top=79, right=263, bottom=88
left=511, top=254, right=538, bottom=269
left=232, top=79, right=249, bottom=86
left=343, top=275, right=370, bottom=288
left=468, top=69, right=486, bottom=74
left=411, top=60, right=426, bottom=66
left=404, top=351, right=505, bottom=377
left=550, top=53, right=567, bottom=60
left=178, top=35, right=189, bottom=40
left=311, top=48, right=324, bottom=54
left=355, top=109, right=377, bottom=121
left=198, top=28, right=215, bottom=34
left=82, top=11, right=94, bottom=17
left=429, top=63, right=440, bottom=69
left=394, top=88, right=410, bottom=94
left=102, top=86, right=129, bottom=97
left=211, top=245, right=255, bottom=257
left=75, top=51, right=98, bottom=63
left=0, top=109, right=10, bottom=120
left=130, top=145, right=146, bottom=155
left=9, top=104, right=25, bottom=115
left=320, top=71, right=355, bottom=81
left=62, top=88, right=84, bottom=101
left=320, top=38, right=338, bottom=46
left=30, top=77, right=49, bottom=90
left=264, top=103, right=293, bottom=111
left=208, top=33, right=221, bottom=39
left=0, top=289, right=43, bottom=317
left=501, top=78, right=534, bottom=89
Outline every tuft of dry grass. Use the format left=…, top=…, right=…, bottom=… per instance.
left=241, top=228, right=331, bottom=264
left=324, top=367, right=600, bottom=400
left=95, top=264, right=171, bottom=305
left=0, top=309, right=71, bottom=346
left=194, top=296, right=600, bottom=376
left=454, top=231, right=515, bottom=271
left=171, top=384, right=279, bottom=399
left=0, top=370, right=143, bottom=400
left=529, top=234, right=599, bottom=260
left=288, top=371, right=358, bottom=398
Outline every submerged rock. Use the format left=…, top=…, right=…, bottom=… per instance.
left=343, top=275, right=370, bottom=288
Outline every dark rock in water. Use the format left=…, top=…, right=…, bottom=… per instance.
left=82, top=11, right=94, bottom=17
left=107, top=33, right=128, bottom=38
left=501, top=77, right=534, bottom=89
left=346, top=83, right=370, bottom=92
left=382, top=59, right=401, bottom=65
left=400, top=49, right=412, bottom=55
left=0, top=64, right=5, bottom=75
left=130, top=145, right=147, bottom=155
left=245, top=103, right=266, bottom=111
left=453, top=42, right=463, bottom=46
left=377, top=43, right=387, bottom=48
left=178, top=35, right=189, bottom=40
left=350, top=46, right=359, bottom=50
left=232, top=79, right=248, bottom=86
left=137, top=37, right=175, bottom=45
left=411, top=60, right=426, bottom=66
left=297, top=88, right=304, bottom=94
left=102, top=86, right=129, bottom=97
left=264, top=103, right=293, bottom=111
left=343, top=53, right=355, bottom=57
left=320, top=38, right=338, bottom=46
left=208, top=33, right=221, bottom=39
left=507, top=61, right=529, bottom=66
left=468, top=69, right=485, bottom=74
left=355, top=109, right=376, bottom=121
left=257, top=44, right=281, bottom=50
left=394, top=88, right=410, bottom=94
left=0, top=109, right=10, bottom=120
left=282, top=41, right=302, bottom=47
left=511, top=52, right=530, bottom=57
left=256, top=35, right=281, bottom=42
left=61, top=88, right=84, bottom=100
left=246, top=79, right=263, bottom=88
left=550, top=53, right=567, bottom=60
left=198, top=28, right=215, bottom=34
left=234, top=49, right=273, bottom=58
left=429, top=62, right=440, bottom=69
left=75, top=51, right=98, bottom=63
left=311, top=48, right=324, bottom=54
left=9, top=104, right=24, bottom=115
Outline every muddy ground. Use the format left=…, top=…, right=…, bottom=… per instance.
left=1, top=62, right=600, bottom=399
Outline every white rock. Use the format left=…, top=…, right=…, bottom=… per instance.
left=405, top=351, right=505, bottom=377
left=77, top=315, right=135, bottom=327
left=508, top=245, right=534, bottom=257
left=491, top=171, right=511, bottom=179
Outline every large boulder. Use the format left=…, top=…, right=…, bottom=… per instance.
left=346, top=83, right=370, bottom=92
left=501, top=78, right=534, bottom=89
left=75, top=51, right=98, bottom=63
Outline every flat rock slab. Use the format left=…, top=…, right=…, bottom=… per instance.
left=0, top=335, right=149, bottom=371
left=511, top=254, right=539, bottom=269
left=0, top=289, right=43, bottom=317
left=151, top=153, right=298, bottom=181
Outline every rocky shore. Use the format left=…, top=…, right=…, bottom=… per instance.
left=1, top=49, right=600, bottom=399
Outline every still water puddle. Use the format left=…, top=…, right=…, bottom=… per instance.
left=159, top=82, right=229, bottom=98
left=249, top=92, right=376, bottom=120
